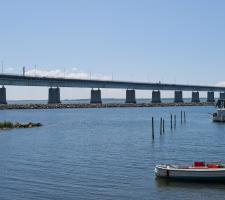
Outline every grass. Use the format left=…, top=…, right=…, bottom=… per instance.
left=0, top=121, right=14, bottom=129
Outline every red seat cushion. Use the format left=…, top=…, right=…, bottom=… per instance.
left=207, top=164, right=220, bottom=168
left=194, top=162, right=205, bottom=167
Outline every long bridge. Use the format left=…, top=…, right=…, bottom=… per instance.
left=0, top=74, right=225, bottom=104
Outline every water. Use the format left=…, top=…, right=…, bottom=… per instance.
left=0, top=106, right=225, bottom=200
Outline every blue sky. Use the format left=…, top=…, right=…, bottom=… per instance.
left=1, top=0, right=225, bottom=100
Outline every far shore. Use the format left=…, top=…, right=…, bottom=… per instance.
left=0, top=102, right=215, bottom=110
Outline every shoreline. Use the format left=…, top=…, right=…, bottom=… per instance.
left=0, top=102, right=215, bottom=110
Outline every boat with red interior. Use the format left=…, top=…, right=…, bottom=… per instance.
left=155, top=162, right=225, bottom=181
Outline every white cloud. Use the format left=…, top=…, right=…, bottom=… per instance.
left=215, top=82, right=225, bottom=87
left=71, top=67, right=78, bottom=71
left=5, top=67, right=14, bottom=72
left=25, top=68, right=112, bottom=80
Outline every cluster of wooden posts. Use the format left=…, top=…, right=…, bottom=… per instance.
left=151, top=111, right=186, bottom=139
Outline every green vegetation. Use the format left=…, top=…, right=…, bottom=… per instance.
left=0, top=121, right=14, bottom=129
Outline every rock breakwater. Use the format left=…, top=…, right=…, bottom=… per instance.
left=0, top=102, right=214, bottom=110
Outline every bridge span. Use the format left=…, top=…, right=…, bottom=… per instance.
left=0, top=74, right=225, bottom=104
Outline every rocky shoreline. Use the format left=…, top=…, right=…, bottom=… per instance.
left=0, top=102, right=215, bottom=110
left=0, top=121, right=42, bottom=130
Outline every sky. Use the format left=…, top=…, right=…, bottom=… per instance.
left=0, top=0, right=225, bottom=100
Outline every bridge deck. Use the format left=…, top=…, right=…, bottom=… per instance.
left=0, top=74, right=224, bottom=92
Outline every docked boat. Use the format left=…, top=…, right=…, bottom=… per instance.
left=155, top=162, right=225, bottom=181
left=213, top=99, right=225, bottom=122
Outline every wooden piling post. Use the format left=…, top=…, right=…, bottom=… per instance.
left=170, top=114, right=173, bottom=129
left=152, top=117, right=154, bottom=139
left=181, top=111, right=183, bottom=124
left=184, top=111, right=186, bottom=123
left=163, top=119, right=165, bottom=133
left=174, top=115, right=176, bottom=129
left=160, top=118, right=162, bottom=135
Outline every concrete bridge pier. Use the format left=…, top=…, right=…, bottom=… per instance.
left=192, top=91, right=200, bottom=102
left=220, top=92, right=225, bottom=99
left=48, top=87, right=61, bottom=104
left=0, top=86, right=7, bottom=104
left=207, top=91, right=215, bottom=102
left=90, top=89, right=102, bottom=104
left=125, top=89, right=136, bottom=104
left=152, top=90, right=161, bottom=103
left=174, top=90, right=183, bottom=103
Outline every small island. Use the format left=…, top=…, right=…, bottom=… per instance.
left=0, top=121, right=42, bottom=130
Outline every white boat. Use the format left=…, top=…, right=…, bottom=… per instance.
left=155, top=162, right=225, bottom=181
left=213, top=99, right=225, bottom=122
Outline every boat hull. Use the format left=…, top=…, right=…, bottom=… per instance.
left=213, top=116, right=225, bottom=122
left=213, top=109, right=225, bottom=122
left=155, top=165, right=225, bottom=181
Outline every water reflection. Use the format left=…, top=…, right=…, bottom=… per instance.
left=155, top=177, right=225, bottom=190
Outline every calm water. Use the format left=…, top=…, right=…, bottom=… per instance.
left=1, top=106, right=225, bottom=200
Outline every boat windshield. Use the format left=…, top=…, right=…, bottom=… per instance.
left=216, top=99, right=225, bottom=109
